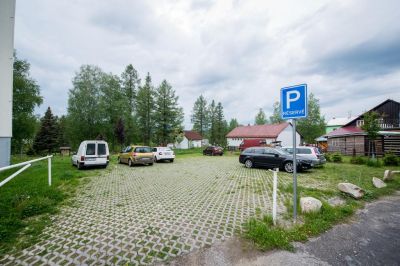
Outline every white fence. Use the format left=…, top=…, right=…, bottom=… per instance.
left=0, top=155, right=53, bottom=188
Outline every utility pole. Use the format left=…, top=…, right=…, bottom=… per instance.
left=0, top=0, right=16, bottom=167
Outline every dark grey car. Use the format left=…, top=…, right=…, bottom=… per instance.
left=239, top=147, right=313, bottom=173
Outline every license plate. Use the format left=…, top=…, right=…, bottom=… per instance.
left=165, top=152, right=171, bottom=155
left=86, top=158, right=96, bottom=161
left=141, top=158, right=150, bottom=160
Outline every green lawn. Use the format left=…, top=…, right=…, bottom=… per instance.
left=244, top=160, right=400, bottom=251
left=0, top=155, right=108, bottom=255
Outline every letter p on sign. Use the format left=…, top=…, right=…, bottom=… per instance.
left=286, top=90, right=300, bottom=109
left=280, top=84, right=308, bottom=120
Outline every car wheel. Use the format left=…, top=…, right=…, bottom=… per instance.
left=220, top=153, right=223, bottom=156
left=170, top=159, right=174, bottom=163
left=284, top=161, right=294, bottom=173
left=128, top=159, right=133, bottom=167
left=77, top=162, right=83, bottom=170
left=154, top=156, right=158, bottom=162
left=149, top=163, right=153, bottom=166
left=245, top=159, right=253, bottom=168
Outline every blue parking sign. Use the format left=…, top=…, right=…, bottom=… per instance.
left=281, top=84, right=308, bottom=120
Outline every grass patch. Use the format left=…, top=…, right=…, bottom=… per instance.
left=0, top=155, right=104, bottom=255
left=244, top=161, right=400, bottom=251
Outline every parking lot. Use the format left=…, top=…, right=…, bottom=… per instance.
left=1, top=156, right=323, bottom=265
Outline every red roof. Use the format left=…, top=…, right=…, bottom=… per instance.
left=184, top=130, right=203, bottom=140
left=226, top=122, right=289, bottom=138
left=325, top=126, right=365, bottom=137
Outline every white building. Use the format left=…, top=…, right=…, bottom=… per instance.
left=226, top=122, right=301, bottom=148
left=175, top=131, right=204, bottom=149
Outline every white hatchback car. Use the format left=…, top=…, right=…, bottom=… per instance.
left=152, top=147, right=175, bottom=162
left=281, top=146, right=326, bottom=166
left=72, top=140, right=109, bottom=169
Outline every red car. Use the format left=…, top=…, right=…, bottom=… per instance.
left=203, top=146, right=224, bottom=156
left=239, top=139, right=266, bottom=151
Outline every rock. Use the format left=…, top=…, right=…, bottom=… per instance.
left=338, top=183, right=365, bottom=199
left=300, top=197, right=322, bottom=213
left=383, top=170, right=393, bottom=181
left=372, top=177, right=386, bottom=188
left=328, top=197, right=346, bottom=207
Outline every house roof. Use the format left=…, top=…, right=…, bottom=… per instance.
left=343, top=99, right=400, bottom=127
left=325, top=126, right=365, bottom=137
left=327, top=116, right=357, bottom=126
left=184, top=130, right=203, bottom=140
left=226, top=122, right=289, bottom=138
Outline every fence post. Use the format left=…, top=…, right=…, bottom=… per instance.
left=48, top=156, right=52, bottom=186
left=272, top=168, right=278, bottom=225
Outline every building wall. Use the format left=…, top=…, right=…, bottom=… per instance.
left=191, top=140, right=202, bottom=148
left=328, top=135, right=366, bottom=156
left=227, top=138, right=244, bottom=147
left=175, top=138, right=202, bottom=149
left=276, top=125, right=301, bottom=147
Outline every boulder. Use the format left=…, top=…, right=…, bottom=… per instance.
left=328, top=197, right=346, bottom=207
left=372, top=177, right=386, bottom=188
left=337, top=183, right=364, bottom=199
left=300, top=197, right=322, bottom=213
left=383, top=170, right=393, bottom=181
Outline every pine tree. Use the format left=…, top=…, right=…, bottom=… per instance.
left=191, top=95, right=209, bottom=137
left=33, top=107, right=59, bottom=154
left=214, top=102, right=227, bottom=146
left=208, top=100, right=217, bottom=144
left=136, top=73, right=155, bottom=145
left=269, top=101, right=284, bottom=124
left=154, top=80, right=184, bottom=145
left=255, top=108, right=267, bottom=125
left=228, top=118, right=239, bottom=132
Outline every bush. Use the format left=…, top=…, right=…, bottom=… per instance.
left=366, top=158, right=382, bottom=167
left=383, top=152, right=399, bottom=166
left=325, top=153, right=332, bottom=162
left=350, top=156, right=366, bottom=165
left=332, top=153, right=342, bottom=163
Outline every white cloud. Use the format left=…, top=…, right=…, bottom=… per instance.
left=14, top=0, right=400, bottom=128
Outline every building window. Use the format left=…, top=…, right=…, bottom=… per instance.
left=356, top=120, right=364, bottom=127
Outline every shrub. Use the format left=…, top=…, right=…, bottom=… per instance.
left=325, top=153, right=332, bottom=162
left=350, top=156, right=366, bottom=165
left=332, top=153, right=342, bottom=163
left=383, top=152, right=399, bottom=166
left=366, top=158, right=382, bottom=167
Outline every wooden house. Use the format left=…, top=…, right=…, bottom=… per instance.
left=326, top=99, right=400, bottom=156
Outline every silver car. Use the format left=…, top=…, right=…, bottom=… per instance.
left=281, top=146, right=326, bottom=167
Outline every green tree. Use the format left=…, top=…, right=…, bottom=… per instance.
left=213, top=102, right=227, bottom=146
left=99, top=73, right=129, bottom=150
left=114, top=117, right=125, bottom=149
left=269, top=101, right=284, bottom=124
left=361, top=111, right=381, bottom=157
left=191, top=95, right=209, bottom=137
left=136, top=73, right=155, bottom=145
left=12, top=54, right=43, bottom=154
left=154, top=80, right=184, bottom=145
left=296, top=93, right=326, bottom=144
left=255, top=108, right=267, bottom=125
left=33, top=107, right=59, bottom=154
left=121, top=64, right=141, bottom=143
left=228, top=118, right=239, bottom=132
left=208, top=100, right=217, bottom=143
left=57, top=115, right=69, bottom=147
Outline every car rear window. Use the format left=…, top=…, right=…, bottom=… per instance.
left=135, top=147, right=151, bottom=153
left=244, top=148, right=254, bottom=153
left=297, top=148, right=312, bottom=154
left=98, top=144, right=106, bottom=155
left=86, top=143, right=96, bottom=155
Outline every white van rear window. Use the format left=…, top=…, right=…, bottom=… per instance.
left=98, top=144, right=106, bottom=155
left=86, top=144, right=96, bottom=155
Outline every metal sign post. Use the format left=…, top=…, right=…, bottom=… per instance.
left=280, top=84, right=307, bottom=223
left=292, top=119, right=297, bottom=221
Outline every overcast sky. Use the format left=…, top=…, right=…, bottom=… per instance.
left=15, top=0, right=400, bottom=128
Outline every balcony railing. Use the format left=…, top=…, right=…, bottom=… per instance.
left=356, top=119, right=400, bottom=129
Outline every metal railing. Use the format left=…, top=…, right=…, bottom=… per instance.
left=0, top=155, right=53, bottom=188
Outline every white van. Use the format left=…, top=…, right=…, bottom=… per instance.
left=72, top=140, right=110, bottom=169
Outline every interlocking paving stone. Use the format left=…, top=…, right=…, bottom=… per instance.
left=1, top=156, right=319, bottom=265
